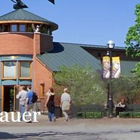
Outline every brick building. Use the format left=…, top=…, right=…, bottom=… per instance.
left=0, top=6, right=139, bottom=112
left=0, top=7, right=59, bottom=112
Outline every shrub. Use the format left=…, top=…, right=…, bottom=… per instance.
left=119, top=111, right=132, bottom=118
left=119, top=111, right=140, bottom=118
left=77, top=111, right=102, bottom=118
left=53, top=65, right=107, bottom=106
left=132, top=112, right=140, bottom=118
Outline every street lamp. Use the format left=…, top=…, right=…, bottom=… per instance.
left=107, top=40, right=115, bottom=118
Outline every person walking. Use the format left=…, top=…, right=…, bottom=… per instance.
left=61, top=88, right=71, bottom=122
left=25, top=85, right=35, bottom=122
left=16, top=85, right=27, bottom=121
left=44, top=87, right=56, bottom=122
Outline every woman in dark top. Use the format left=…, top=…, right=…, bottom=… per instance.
left=45, top=87, right=55, bottom=122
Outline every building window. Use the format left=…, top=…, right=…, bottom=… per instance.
left=19, top=24, right=26, bottom=32
left=3, top=25, right=8, bottom=32
left=47, top=28, right=52, bottom=35
left=19, top=61, right=32, bottom=78
left=3, top=61, right=16, bottom=78
left=0, top=25, right=2, bottom=32
left=11, top=24, right=17, bottom=32
left=40, top=83, right=45, bottom=97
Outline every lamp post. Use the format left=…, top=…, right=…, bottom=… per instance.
left=107, top=40, right=115, bottom=118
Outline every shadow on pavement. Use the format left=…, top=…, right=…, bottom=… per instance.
left=0, top=131, right=101, bottom=139
left=0, top=131, right=55, bottom=139
left=0, top=132, right=18, bottom=139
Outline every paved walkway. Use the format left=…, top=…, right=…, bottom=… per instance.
left=1, top=115, right=140, bottom=139
left=1, top=114, right=140, bottom=127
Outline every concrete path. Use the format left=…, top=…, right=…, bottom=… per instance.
left=1, top=115, right=140, bottom=140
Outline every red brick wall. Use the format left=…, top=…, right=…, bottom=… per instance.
left=0, top=32, right=53, bottom=56
left=33, top=57, right=53, bottom=111
left=0, top=33, right=34, bottom=55
left=0, top=31, right=54, bottom=111
left=33, top=33, right=40, bottom=55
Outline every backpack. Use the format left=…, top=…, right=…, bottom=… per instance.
left=32, top=92, right=38, bottom=103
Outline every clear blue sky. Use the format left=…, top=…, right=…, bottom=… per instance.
left=1, top=0, right=140, bottom=47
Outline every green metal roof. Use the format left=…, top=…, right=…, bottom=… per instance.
left=55, top=42, right=126, bottom=50
left=121, top=60, right=138, bottom=76
left=0, top=9, right=58, bottom=30
left=37, top=42, right=138, bottom=76
left=37, top=42, right=101, bottom=72
left=52, top=42, right=126, bottom=51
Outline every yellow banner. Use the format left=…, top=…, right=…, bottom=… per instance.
left=112, top=57, right=121, bottom=78
left=102, top=56, right=110, bottom=79
left=102, top=56, right=121, bottom=79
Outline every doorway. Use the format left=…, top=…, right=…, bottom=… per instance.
left=3, top=86, right=16, bottom=112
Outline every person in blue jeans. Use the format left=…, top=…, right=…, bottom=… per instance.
left=44, top=87, right=56, bottom=122
left=25, top=85, right=34, bottom=123
left=16, top=86, right=27, bottom=121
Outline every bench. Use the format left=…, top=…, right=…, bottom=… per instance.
left=70, top=104, right=104, bottom=118
left=119, top=104, right=140, bottom=118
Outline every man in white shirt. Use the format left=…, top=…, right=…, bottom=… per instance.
left=61, top=88, right=71, bottom=122
left=16, top=86, right=27, bottom=121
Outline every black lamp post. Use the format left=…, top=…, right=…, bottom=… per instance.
left=107, top=40, right=115, bottom=118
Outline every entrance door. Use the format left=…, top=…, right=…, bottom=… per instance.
left=3, top=86, right=16, bottom=112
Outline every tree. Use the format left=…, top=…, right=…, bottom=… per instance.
left=125, top=4, right=140, bottom=58
left=112, top=75, right=140, bottom=104
left=125, top=4, right=140, bottom=94
left=53, top=65, right=107, bottom=106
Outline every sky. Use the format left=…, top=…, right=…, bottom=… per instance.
left=1, top=0, right=140, bottom=47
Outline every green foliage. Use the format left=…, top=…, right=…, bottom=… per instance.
left=131, top=62, right=140, bottom=76
left=119, top=111, right=140, bottom=118
left=132, top=112, right=140, bottom=118
left=122, top=4, right=140, bottom=100
left=27, top=25, right=33, bottom=32
left=130, top=61, right=140, bottom=90
left=125, top=4, right=140, bottom=58
left=77, top=111, right=102, bottom=118
left=112, top=75, right=140, bottom=104
left=40, top=26, right=47, bottom=33
left=119, top=112, right=132, bottom=118
left=53, top=65, right=107, bottom=105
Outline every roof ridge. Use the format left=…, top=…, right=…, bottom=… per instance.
left=54, top=42, right=125, bottom=50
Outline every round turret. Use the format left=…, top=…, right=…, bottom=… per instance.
left=0, top=9, right=58, bottom=55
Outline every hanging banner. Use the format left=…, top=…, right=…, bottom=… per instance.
left=102, top=56, right=121, bottom=79
left=102, top=56, right=110, bottom=79
left=112, top=57, right=121, bottom=78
